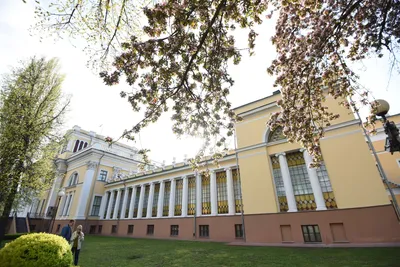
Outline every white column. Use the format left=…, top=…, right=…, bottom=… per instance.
left=301, top=149, right=327, bottom=211
left=168, top=178, right=176, bottom=217
left=137, top=184, right=146, bottom=219
left=157, top=181, right=165, bottom=218
left=44, top=174, right=63, bottom=218
left=61, top=194, right=70, bottom=216
left=66, top=192, right=74, bottom=216
left=225, top=167, right=236, bottom=215
left=128, top=186, right=137, bottom=219
left=98, top=191, right=108, bottom=219
left=276, top=153, right=297, bottom=212
left=105, top=190, right=115, bottom=219
left=147, top=182, right=155, bottom=218
left=112, top=189, right=122, bottom=219
left=75, top=161, right=98, bottom=219
left=210, top=171, right=218, bottom=216
left=181, top=176, right=188, bottom=217
left=120, top=188, right=129, bottom=219
left=196, top=173, right=202, bottom=216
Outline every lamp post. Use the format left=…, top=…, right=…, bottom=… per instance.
left=355, top=99, right=400, bottom=219
left=372, top=99, right=400, bottom=154
left=49, top=188, right=65, bottom=233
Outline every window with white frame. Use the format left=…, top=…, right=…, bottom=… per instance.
left=91, top=196, right=102, bottom=216
left=98, top=170, right=108, bottom=181
left=68, top=172, right=79, bottom=186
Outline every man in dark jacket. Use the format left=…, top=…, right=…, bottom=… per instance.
left=60, top=220, right=75, bottom=241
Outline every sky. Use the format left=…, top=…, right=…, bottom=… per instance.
left=1, top=1, right=399, bottom=164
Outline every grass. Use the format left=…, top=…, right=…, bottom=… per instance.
left=74, top=236, right=400, bottom=267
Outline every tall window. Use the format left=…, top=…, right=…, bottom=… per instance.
left=232, top=169, right=242, bottom=213
left=174, top=179, right=183, bottom=216
left=91, top=196, right=102, bottom=216
left=117, top=190, right=124, bottom=218
left=65, top=194, right=73, bottom=215
left=268, top=126, right=286, bottom=142
left=163, top=181, right=171, bottom=216
left=316, top=162, right=337, bottom=209
left=287, top=152, right=315, bottom=211
left=73, top=140, right=79, bottom=152
left=125, top=188, right=133, bottom=218
left=271, top=156, right=288, bottom=212
left=201, top=175, right=211, bottom=215
left=110, top=192, right=117, bottom=218
left=103, top=192, right=111, bottom=218
left=152, top=183, right=160, bottom=217
left=187, top=177, right=196, bottom=215
left=68, top=172, right=78, bottom=186
left=216, top=171, right=228, bottom=214
left=98, top=170, right=108, bottom=181
left=133, top=187, right=140, bottom=218
left=142, top=185, right=150, bottom=217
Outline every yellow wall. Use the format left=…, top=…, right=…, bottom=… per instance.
left=320, top=130, right=390, bottom=208
left=234, top=94, right=356, bottom=150
left=238, top=147, right=278, bottom=214
left=234, top=93, right=390, bottom=214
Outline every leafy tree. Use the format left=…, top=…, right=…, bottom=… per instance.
left=32, top=0, right=400, bottom=167
left=0, top=57, right=70, bottom=241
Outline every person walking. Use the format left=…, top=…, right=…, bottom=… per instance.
left=60, top=220, right=74, bottom=241
left=70, top=225, right=84, bottom=266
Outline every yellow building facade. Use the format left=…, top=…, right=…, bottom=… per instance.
left=25, top=93, right=400, bottom=245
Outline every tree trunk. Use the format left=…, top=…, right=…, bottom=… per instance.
left=0, top=183, right=18, bottom=243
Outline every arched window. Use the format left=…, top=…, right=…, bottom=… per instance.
left=68, top=172, right=79, bottom=186
left=268, top=126, right=286, bottom=143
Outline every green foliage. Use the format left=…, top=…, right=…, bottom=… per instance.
left=0, top=233, right=73, bottom=267
left=0, top=56, right=70, bottom=220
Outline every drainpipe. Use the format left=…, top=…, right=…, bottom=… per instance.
left=84, top=150, right=105, bottom=232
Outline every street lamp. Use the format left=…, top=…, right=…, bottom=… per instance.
left=349, top=97, right=400, bottom=220
left=371, top=99, right=400, bottom=154
left=49, top=188, right=65, bottom=233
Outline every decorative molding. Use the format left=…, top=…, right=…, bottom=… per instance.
left=275, top=152, right=286, bottom=157
left=86, top=161, right=98, bottom=170
left=236, top=102, right=277, bottom=117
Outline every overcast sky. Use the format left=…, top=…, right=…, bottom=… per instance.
left=1, top=0, right=399, bottom=164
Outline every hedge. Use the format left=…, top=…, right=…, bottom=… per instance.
left=0, top=233, right=73, bottom=267
left=4, top=233, right=29, bottom=240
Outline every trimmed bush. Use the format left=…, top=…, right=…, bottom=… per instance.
left=0, top=233, right=73, bottom=267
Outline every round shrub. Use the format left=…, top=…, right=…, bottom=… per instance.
left=0, top=232, right=73, bottom=267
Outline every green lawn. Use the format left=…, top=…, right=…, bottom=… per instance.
left=75, top=236, right=400, bottom=267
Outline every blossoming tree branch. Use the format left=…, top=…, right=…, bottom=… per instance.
left=33, top=0, right=400, bottom=167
